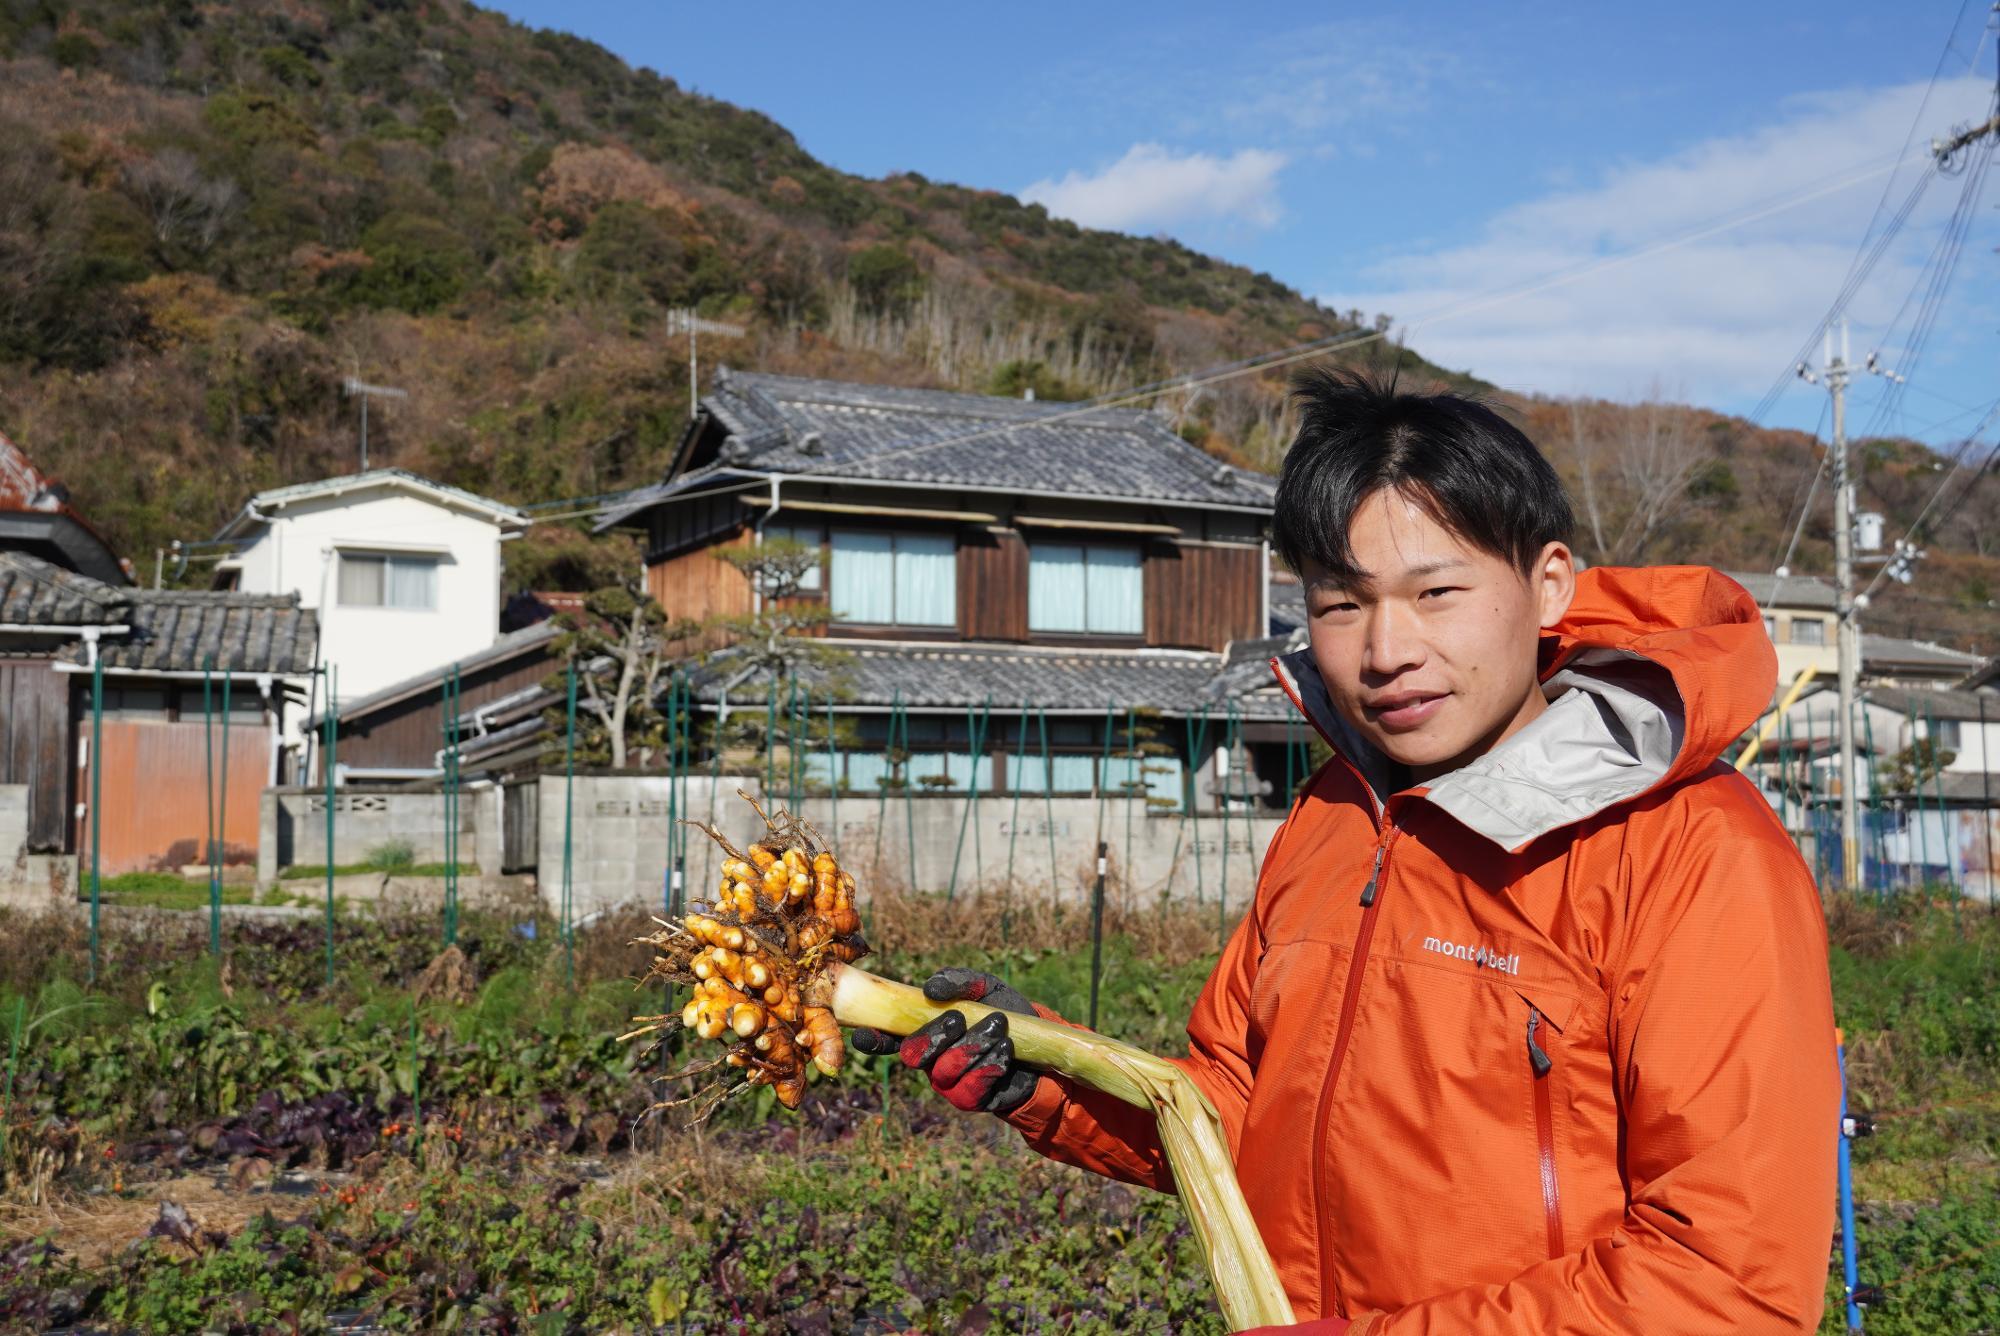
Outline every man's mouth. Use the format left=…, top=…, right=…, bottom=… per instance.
left=1366, top=691, right=1448, bottom=731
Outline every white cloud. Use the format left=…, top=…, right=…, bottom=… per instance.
left=1326, top=78, right=2000, bottom=416
left=1022, top=143, right=1288, bottom=233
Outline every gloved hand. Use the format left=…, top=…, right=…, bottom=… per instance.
left=850, top=967, right=1040, bottom=1115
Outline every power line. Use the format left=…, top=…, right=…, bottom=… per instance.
left=852, top=146, right=1938, bottom=475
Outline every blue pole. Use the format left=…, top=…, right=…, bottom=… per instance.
left=1837, top=1030, right=1863, bottom=1333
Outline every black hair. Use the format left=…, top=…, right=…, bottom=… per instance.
left=1271, top=365, right=1574, bottom=585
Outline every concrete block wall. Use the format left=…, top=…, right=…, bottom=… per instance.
left=536, top=774, right=1285, bottom=917
left=260, top=784, right=501, bottom=885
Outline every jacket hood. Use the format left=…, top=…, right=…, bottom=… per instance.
left=1273, top=565, right=1776, bottom=852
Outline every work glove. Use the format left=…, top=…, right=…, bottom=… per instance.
left=850, top=967, right=1040, bottom=1115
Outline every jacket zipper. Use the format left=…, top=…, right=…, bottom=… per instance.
left=1311, top=816, right=1399, bottom=1313
left=1527, top=1007, right=1565, bottom=1258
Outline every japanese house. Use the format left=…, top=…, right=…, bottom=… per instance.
left=596, top=370, right=1303, bottom=810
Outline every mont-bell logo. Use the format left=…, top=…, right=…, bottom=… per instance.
left=1422, top=934, right=1520, bottom=976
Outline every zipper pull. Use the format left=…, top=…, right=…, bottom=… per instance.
left=1359, top=840, right=1387, bottom=907
left=1527, top=1007, right=1553, bottom=1077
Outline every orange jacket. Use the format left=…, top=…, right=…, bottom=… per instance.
left=1006, top=566, right=1840, bottom=1333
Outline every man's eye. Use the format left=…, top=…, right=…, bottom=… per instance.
left=1418, top=586, right=1461, bottom=601
left=1315, top=600, right=1359, bottom=616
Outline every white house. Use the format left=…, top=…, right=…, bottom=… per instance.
left=213, top=470, right=528, bottom=705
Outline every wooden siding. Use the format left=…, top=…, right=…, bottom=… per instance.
left=1146, top=542, right=1264, bottom=651
left=339, top=649, right=556, bottom=771
left=646, top=530, right=751, bottom=654
left=82, top=717, right=269, bottom=874
left=959, top=528, right=1027, bottom=641
left=0, top=658, right=71, bottom=851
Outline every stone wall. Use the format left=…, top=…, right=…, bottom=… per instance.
left=0, top=782, right=77, bottom=910
left=536, top=774, right=1284, bottom=917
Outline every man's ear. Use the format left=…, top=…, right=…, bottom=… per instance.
left=1534, top=542, right=1576, bottom=629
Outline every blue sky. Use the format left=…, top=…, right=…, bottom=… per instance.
left=489, top=2, right=1999, bottom=446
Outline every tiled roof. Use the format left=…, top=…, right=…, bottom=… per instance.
left=1723, top=570, right=1839, bottom=611
left=58, top=588, right=318, bottom=675
left=0, top=552, right=128, bottom=625
left=1862, top=686, right=2000, bottom=723
left=599, top=370, right=1275, bottom=527
left=688, top=638, right=1294, bottom=719
left=318, top=621, right=560, bottom=726
left=1863, top=633, right=1984, bottom=670
left=216, top=468, right=527, bottom=539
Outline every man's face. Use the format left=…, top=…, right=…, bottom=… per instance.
left=1301, top=488, right=1575, bottom=784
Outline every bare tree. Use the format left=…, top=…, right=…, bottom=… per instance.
left=1564, top=398, right=1716, bottom=565
left=123, top=148, right=240, bottom=253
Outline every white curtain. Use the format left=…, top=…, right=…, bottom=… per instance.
left=845, top=751, right=890, bottom=792
left=831, top=532, right=896, bottom=623
left=1050, top=754, right=1097, bottom=792
left=338, top=554, right=384, bottom=606
left=1029, top=544, right=1087, bottom=631
left=894, top=533, right=956, bottom=625
left=387, top=557, right=437, bottom=609
left=1084, top=546, right=1143, bottom=633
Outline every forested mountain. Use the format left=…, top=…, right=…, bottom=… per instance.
left=0, top=0, right=1991, bottom=650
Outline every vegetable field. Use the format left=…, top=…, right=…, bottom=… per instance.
left=0, top=888, right=1992, bottom=1334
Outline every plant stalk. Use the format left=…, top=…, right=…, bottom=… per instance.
left=826, top=962, right=1294, bottom=1330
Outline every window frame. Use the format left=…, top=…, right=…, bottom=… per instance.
left=336, top=550, right=441, bottom=611
left=1027, top=540, right=1145, bottom=637
left=827, top=527, right=958, bottom=628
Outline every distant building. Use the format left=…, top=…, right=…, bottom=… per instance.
left=597, top=369, right=1296, bottom=809
left=212, top=470, right=529, bottom=705
left=0, top=552, right=316, bottom=882
left=1860, top=633, right=1984, bottom=687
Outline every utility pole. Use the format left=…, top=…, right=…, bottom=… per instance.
left=341, top=378, right=407, bottom=472
left=1798, top=321, right=1861, bottom=887
left=666, top=308, right=745, bottom=420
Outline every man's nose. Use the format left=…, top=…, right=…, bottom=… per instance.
left=1363, top=603, right=1426, bottom=677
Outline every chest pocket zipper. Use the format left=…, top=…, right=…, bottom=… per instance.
left=1527, top=1006, right=1565, bottom=1258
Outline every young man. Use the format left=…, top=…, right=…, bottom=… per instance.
left=854, top=369, right=1840, bottom=1333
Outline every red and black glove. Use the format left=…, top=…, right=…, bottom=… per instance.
left=850, top=967, right=1040, bottom=1115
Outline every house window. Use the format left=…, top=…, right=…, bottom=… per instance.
left=1762, top=613, right=1776, bottom=641
left=828, top=531, right=955, bottom=626
left=764, top=525, right=822, bottom=592
left=1789, top=617, right=1826, bottom=646
left=1028, top=543, right=1143, bottom=634
left=1933, top=718, right=1962, bottom=750
left=338, top=552, right=438, bottom=609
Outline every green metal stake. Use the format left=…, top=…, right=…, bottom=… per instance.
left=1039, top=707, right=1057, bottom=897
left=203, top=655, right=219, bottom=956
left=873, top=691, right=894, bottom=874
left=945, top=697, right=991, bottom=901
left=1004, top=701, right=1028, bottom=940
left=1093, top=701, right=1115, bottom=850
left=442, top=664, right=460, bottom=948
left=1220, top=703, right=1242, bottom=947
left=1124, top=706, right=1136, bottom=892
left=563, top=657, right=577, bottom=989
left=1185, top=708, right=1211, bottom=905
left=764, top=682, right=778, bottom=800
left=898, top=698, right=918, bottom=893
left=824, top=690, right=838, bottom=842
left=88, top=653, right=102, bottom=985
left=787, top=676, right=802, bottom=813
left=217, top=667, right=231, bottom=948
left=323, top=665, right=337, bottom=992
